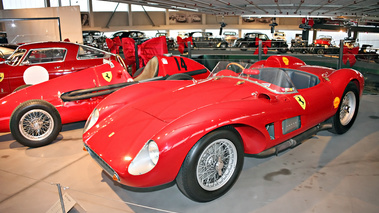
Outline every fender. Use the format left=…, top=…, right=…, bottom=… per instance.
left=327, top=68, right=364, bottom=98
left=147, top=100, right=272, bottom=185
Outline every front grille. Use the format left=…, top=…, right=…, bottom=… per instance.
left=84, top=144, right=120, bottom=181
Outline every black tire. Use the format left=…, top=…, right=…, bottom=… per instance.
left=14, top=84, right=31, bottom=92
left=277, top=48, right=288, bottom=53
left=10, top=100, right=62, bottom=148
left=317, top=48, right=325, bottom=55
left=240, top=44, right=248, bottom=51
left=329, top=82, right=360, bottom=134
left=176, top=128, right=244, bottom=202
left=166, top=73, right=193, bottom=80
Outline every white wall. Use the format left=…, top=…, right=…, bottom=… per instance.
left=0, top=6, right=82, bottom=44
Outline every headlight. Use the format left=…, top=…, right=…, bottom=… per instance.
left=83, top=108, right=99, bottom=133
left=128, top=140, right=159, bottom=175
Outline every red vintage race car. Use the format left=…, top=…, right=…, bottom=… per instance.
left=0, top=41, right=116, bottom=98
left=0, top=55, right=209, bottom=147
left=83, top=55, right=364, bottom=202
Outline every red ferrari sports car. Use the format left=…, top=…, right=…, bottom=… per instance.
left=0, top=41, right=114, bottom=98
left=0, top=55, right=209, bottom=148
left=83, top=55, right=364, bottom=202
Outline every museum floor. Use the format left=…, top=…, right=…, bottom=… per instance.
left=0, top=94, right=378, bottom=212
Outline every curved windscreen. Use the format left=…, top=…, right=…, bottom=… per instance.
left=210, top=61, right=297, bottom=94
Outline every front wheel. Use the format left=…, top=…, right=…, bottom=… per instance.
left=329, top=82, right=359, bottom=134
left=10, top=100, right=62, bottom=148
left=176, top=128, right=244, bottom=202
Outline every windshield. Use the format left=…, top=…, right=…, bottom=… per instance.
left=210, top=61, right=297, bottom=94
left=6, top=48, right=26, bottom=66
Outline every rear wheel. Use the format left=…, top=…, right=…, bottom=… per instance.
left=176, top=129, right=244, bottom=202
left=317, top=48, right=325, bottom=55
left=10, top=100, right=62, bottom=148
left=13, top=84, right=31, bottom=92
left=240, top=44, right=248, bottom=51
left=329, top=82, right=359, bottom=134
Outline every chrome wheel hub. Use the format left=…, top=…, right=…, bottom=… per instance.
left=196, top=139, right=237, bottom=191
left=19, top=109, right=54, bottom=141
left=339, top=91, right=356, bottom=126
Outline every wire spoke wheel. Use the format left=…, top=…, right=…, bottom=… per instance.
left=176, top=129, right=243, bottom=202
left=10, top=100, right=62, bottom=148
left=339, top=91, right=356, bottom=126
left=19, top=109, right=54, bottom=141
left=196, top=139, right=237, bottom=191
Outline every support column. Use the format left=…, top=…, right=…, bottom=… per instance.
left=88, top=0, right=94, bottom=28
left=45, top=0, right=51, bottom=7
left=128, top=4, right=133, bottom=26
left=312, top=29, right=317, bottom=44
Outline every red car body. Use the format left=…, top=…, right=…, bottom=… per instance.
left=0, top=41, right=113, bottom=98
left=314, top=36, right=332, bottom=46
left=0, top=55, right=209, bottom=147
left=83, top=55, right=364, bottom=202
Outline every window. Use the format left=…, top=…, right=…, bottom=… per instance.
left=92, top=0, right=128, bottom=12
left=25, top=48, right=67, bottom=64
left=3, top=0, right=45, bottom=9
left=131, top=4, right=165, bottom=11
left=258, top=34, right=268, bottom=40
left=77, top=45, right=109, bottom=59
left=50, top=0, right=89, bottom=12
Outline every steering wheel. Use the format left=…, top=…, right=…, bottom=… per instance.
left=226, top=62, right=245, bottom=71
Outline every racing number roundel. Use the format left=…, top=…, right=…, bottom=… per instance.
left=294, top=95, right=306, bottom=110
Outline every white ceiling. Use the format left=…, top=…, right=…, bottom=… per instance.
left=100, top=0, right=379, bottom=19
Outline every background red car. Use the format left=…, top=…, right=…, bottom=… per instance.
left=0, top=41, right=114, bottom=98
left=0, top=55, right=209, bottom=148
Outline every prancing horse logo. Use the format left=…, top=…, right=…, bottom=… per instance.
left=294, top=95, right=306, bottom=110
left=102, top=71, right=112, bottom=82
left=0, top=73, right=4, bottom=82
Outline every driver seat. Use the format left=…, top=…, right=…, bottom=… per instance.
left=133, top=56, right=159, bottom=81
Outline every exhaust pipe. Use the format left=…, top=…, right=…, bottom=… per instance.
left=255, top=123, right=332, bottom=157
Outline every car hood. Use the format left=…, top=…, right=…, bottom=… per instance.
left=130, top=77, right=259, bottom=122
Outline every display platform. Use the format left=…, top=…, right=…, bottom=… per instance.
left=0, top=94, right=378, bottom=212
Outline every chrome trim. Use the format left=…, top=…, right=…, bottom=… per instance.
left=84, top=144, right=120, bottom=182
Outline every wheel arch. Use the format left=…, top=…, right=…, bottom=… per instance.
left=328, top=69, right=364, bottom=98
left=151, top=113, right=269, bottom=185
left=10, top=99, right=62, bottom=126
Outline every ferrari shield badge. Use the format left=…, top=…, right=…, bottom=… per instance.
left=0, top=73, right=4, bottom=82
left=102, top=71, right=112, bottom=82
left=294, top=95, right=306, bottom=110
left=282, top=57, right=289, bottom=65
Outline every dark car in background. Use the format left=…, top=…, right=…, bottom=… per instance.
left=234, top=32, right=288, bottom=53
left=110, top=30, right=148, bottom=44
left=82, top=30, right=107, bottom=50
left=290, top=33, right=309, bottom=53
left=188, top=31, right=228, bottom=49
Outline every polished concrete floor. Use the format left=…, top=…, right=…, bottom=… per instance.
left=0, top=94, right=378, bottom=213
